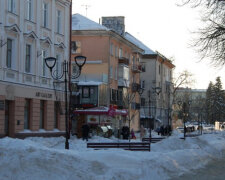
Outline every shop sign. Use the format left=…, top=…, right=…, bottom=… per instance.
left=0, top=100, right=4, bottom=110
left=35, top=92, right=52, bottom=99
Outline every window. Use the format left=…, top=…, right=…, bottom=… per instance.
left=56, top=10, right=61, bottom=33
left=159, top=65, right=161, bottom=75
left=25, top=44, right=31, bottom=73
left=8, top=0, right=15, bottom=13
left=119, top=48, right=122, bottom=58
left=42, top=50, right=47, bottom=76
left=110, top=66, right=113, bottom=78
left=110, top=43, right=114, bottom=56
left=111, top=89, right=117, bottom=101
left=24, top=99, right=30, bottom=129
left=26, top=0, right=32, bottom=20
left=82, top=87, right=90, bottom=98
left=115, top=46, right=118, bottom=57
left=141, top=98, right=145, bottom=106
left=6, top=39, right=12, bottom=68
left=43, top=3, right=48, bottom=28
left=141, top=80, right=145, bottom=89
left=71, top=41, right=81, bottom=54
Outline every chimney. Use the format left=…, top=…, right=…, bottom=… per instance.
left=101, top=16, right=125, bottom=36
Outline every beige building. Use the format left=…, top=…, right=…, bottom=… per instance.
left=71, top=14, right=143, bottom=132
left=0, top=0, right=71, bottom=138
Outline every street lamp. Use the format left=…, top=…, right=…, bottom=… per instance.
left=45, top=55, right=86, bottom=149
left=177, top=100, right=191, bottom=140
left=148, top=87, right=161, bottom=141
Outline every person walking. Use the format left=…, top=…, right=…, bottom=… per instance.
left=82, top=123, right=90, bottom=141
left=131, top=129, right=136, bottom=139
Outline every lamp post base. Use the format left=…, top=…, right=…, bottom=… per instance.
left=65, top=139, right=69, bottom=149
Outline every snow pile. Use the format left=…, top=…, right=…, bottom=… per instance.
left=0, top=131, right=225, bottom=180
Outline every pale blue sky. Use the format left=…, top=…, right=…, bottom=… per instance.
left=72, top=0, right=225, bottom=89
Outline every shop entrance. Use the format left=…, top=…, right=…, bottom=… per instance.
left=4, top=100, right=12, bottom=136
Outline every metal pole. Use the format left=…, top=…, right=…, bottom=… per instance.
left=183, top=102, right=186, bottom=140
left=148, top=90, right=151, bottom=140
left=64, top=61, right=69, bottom=149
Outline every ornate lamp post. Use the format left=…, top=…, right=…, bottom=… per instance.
left=148, top=87, right=161, bottom=140
left=45, top=55, right=86, bottom=149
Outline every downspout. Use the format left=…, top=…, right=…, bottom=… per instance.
left=68, top=0, right=72, bottom=137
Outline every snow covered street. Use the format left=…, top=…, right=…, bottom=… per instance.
left=0, top=131, right=225, bottom=180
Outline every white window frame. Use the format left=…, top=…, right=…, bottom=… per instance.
left=110, top=43, right=114, bottom=56
left=8, top=0, right=16, bottom=13
left=56, top=10, right=61, bottom=33
left=43, top=2, right=48, bottom=28
left=119, top=48, right=122, bottom=58
left=26, top=0, right=33, bottom=21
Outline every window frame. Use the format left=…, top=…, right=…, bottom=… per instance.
left=25, top=44, right=31, bottom=73
left=6, top=38, right=13, bottom=68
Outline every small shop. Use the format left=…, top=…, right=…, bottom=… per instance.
left=73, top=106, right=127, bottom=138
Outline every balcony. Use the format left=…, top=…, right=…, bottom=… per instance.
left=118, top=57, right=129, bottom=65
left=132, top=64, right=144, bottom=73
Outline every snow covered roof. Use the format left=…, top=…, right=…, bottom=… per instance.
left=124, top=32, right=156, bottom=55
left=72, top=13, right=109, bottom=31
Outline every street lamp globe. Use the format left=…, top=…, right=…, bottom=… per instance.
left=74, top=55, right=87, bottom=69
left=45, top=57, right=56, bottom=71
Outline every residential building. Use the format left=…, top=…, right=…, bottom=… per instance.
left=71, top=14, right=144, bottom=135
left=125, top=33, right=175, bottom=128
left=0, top=0, right=71, bottom=138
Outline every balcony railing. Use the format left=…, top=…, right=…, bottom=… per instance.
left=118, top=57, right=129, bottom=65
left=132, top=64, right=144, bottom=73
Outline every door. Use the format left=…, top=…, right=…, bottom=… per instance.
left=4, top=100, right=10, bottom=136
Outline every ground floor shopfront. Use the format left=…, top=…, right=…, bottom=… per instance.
left=73, top=106, right=128, bottom=138
left=0, top=82, right=66, bottom=138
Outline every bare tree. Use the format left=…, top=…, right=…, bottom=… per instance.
left=177, top=0, right=225, bottom=66
left=172, top=70, right=195, bottom=103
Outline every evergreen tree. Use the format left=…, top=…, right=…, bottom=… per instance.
left=213, top=77, right=225, bottom=122
left=206, top=81, right=214, bottom=123
left=206, top=77, right=225, bottom=124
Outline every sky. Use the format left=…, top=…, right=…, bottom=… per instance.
left=72, top=0, right=225, bottom=89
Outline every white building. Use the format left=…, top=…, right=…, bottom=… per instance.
left=0, top=0, right=71, bottom=138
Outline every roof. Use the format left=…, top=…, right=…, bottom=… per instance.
left=72, top=13, right=109, bottom=31
left=124, top=32, right=156, bottom=55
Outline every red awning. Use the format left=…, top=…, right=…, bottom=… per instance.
left=73, top=106, right=127, bottom=117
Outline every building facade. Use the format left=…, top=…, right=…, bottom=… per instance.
left=71, top=14, right=143, bottom=133
left=125, top=33, right=175, bottom=128
left=0, top=0, right=71, bottom=138
left=140, top=52, right=175, bottom=128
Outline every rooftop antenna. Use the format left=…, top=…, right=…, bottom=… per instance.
left=82, top=4, right=91, bottom=17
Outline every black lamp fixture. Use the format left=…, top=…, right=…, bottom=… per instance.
left=45, top=55, right=86, bottom=149
left=45, top=57, right=57, bottom=71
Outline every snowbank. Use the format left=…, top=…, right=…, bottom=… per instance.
left=0, top=131, right=225, bottom=180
